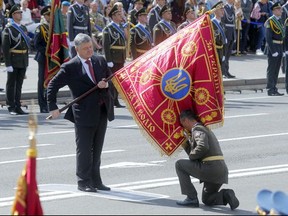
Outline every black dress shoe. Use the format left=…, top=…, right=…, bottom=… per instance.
left=95, top=184, right=111, bottom=191
left=224, top=189, right=239, bottom=210
left=15, top=107, right=28, bottom=115
left=115, top=104, right=125, bottom=108
left=268, top=91, right=284, bottom=96
left=176, top=196, right=199, bottom=207
left=78, top=185, right=97, bottom=193
left=0, top=88, right=4, bottom=92
left=226, top=73, right=236, bottom=78
left=8, top=107, right=18, bottom=115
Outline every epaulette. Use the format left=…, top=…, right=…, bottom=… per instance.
left=5, top=22, right=11, bottom=28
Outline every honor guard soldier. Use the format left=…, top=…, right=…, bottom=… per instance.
left=130, top=7, right=153, bottom=59
left=147, top=0, right=166, bottom=32
left=177, top=6, right=197, bottom=31
left=128, top=0, right=145, bottom=26
left=221, top=0, right=236, bottom=78
left=102, top=4, right=126, bottom=108
left=211, top=1, right=227, bottom=67
left=67, top=0, right=91, bottom=57
left=265, top=2, right=285, bottom=96
left=153, top=5, right=177, bottom=46
left=34, top=5, right=51, bottom=113
left=2, top=4, right=30, bottom=115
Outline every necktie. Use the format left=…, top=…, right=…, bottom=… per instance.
left=85, top=59, right=96, bottom=83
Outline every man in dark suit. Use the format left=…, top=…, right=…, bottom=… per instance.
left=2, top=4, right=29, bottom=115
left=67, top=0, right=91, bottom=57
left=47, top=33, right=114, bottom=193
left=175, top=110, right=239, bottom=210
left=34, top=5, right=51, bottom=113
left=265, top=2, right=285, bottom=96
left=153, top=5, right=177, bottom=46
left=102, top=4, right=126, bottom=108
left=130, top=7, right=153, bottom=59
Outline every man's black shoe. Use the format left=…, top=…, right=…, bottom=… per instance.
left=115, top=104, right=125, bottom=108
left=176, top=196, right=199, bottom=207
left=226, top=73, right=236, bottom=78
left=224, top=189, right=239, bottom=210
left=94, top=184, right=111, bottom=191
left=8, top=107, right=18, bottom=115
left=268, top=91, right=284, bottom=96
left=78, top=185, right=97, bottom=193
left=0, top=88, right=4, bottom=92
left=15, top=107, right=28, bottom=115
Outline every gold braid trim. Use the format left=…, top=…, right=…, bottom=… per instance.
left=40, top=25, right=49, bottom=43
left=270, top=19, right=281, bottom=35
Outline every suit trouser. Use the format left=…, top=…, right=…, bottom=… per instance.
left=222, top=39, right=234, bottom=76
left=111, top=63, right=124, bottom=105
left=6, top=67, right=26, bottom=108
left=75, top=105, right=108, bottom=187
left=37, top=62, right=48, bottom=110
left=176, top=159, right=227, bottom=206
left=266, top=53, right=282, bottom=93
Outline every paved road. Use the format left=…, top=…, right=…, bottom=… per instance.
left=0, top=91, right=287, bottom=215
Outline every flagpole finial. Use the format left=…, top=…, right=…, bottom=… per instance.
left=28, top=100, right=38, bottom=150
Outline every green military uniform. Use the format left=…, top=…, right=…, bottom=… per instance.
left=2, top=4, right=29, bottom=115
left=130, top=7, right=152, bottom=59
left=264, top=2, right=285, bottom=96
left=102, top=4, right=126, bottom=107
left=153, top=5, right=177, bottom=46
left=90, top=11, right=105, bottom=50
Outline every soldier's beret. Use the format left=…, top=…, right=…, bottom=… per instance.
left=108, top=4, right=121, bottom=17
left=9, top=4, right=22, bottom=18
left=134, top=0, right=145, bottom=4
left=183, top=6, right=194, bottom=18
left=211, top=1, right=224, bottom=10
left=135, top=7, right=147, bottom=17
left=256, top=189, right=274, bottom=213
left=159, top=5, right=171, bottom=17
left=273, top=191, right=288, bottom=215
left=41, top=5, right=51, bottom=16
left=62, top=1, right=71, bottom=6
left=271, top=2, right=281, bottom=10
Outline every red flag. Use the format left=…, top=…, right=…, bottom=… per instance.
left=44, top=0, right=70, bottom=88
left=11, top=148, right=43, bottom=215
left=112, top=14, right=224, bottom=156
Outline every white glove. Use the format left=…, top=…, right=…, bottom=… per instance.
left=272, top=52, right=278, bottom=57
left=70, top=41, right=75, bottom=47
left=222, top=56, right=225, bottom=62
left=285, top=51, right=288, bottom=55
left=6, top=66, right=13, bottom=72
left=107, top=62, right=114, bottom=68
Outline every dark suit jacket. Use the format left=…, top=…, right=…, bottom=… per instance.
left=47, top=55, right=115, bottom=126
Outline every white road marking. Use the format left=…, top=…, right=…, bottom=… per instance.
left=0, top=150, right=125, bottom=165
left=0, top=144, right=54, bottom=151
left=219, top=132, right=288, bottom=142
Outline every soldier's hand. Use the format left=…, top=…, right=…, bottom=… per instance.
left=6, top=66, right=13, bottom=72
left=272, top=52, right=279, bottom=57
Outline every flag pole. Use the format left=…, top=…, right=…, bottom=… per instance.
left=46, top=73, right=116, bottom=120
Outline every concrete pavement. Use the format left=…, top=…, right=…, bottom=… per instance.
left=0, top=52, right=286, bottom=104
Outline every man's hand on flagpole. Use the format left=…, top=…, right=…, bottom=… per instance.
left=49, top=109, right=60, bottom=119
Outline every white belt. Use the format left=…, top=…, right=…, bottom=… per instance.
left=73, top=26, right=88, bottom=30
left=225, top=24, right=235, bottom=28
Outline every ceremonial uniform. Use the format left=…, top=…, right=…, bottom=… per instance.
left=67, top=2, right=91, bottom=57
left=90, top=11, right=105, bottom=50
left=153, top=5, right=177, bottom=46
left=129, top=8, right=138, bottom=26
left=221, top=2, right=236, bottom=78
left=175, top=110, right=239, bottom=210
left=102, top=4, right=126, bottom=107
left=2, top=5, right=29, bottom=115
left=148, top=4, right=162, bottom=32
left=34, top=6, right=50, bottom=113
left=265, top=2, right=285, bottom=96
left=177, top=6, right=195, bottom=31
left=130, top=7, right=152, bottom=59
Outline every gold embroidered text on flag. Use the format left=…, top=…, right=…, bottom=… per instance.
left=112, top=14, right=224, bottom=156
